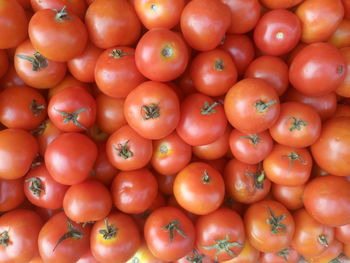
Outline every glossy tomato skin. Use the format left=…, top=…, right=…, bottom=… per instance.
left=224, top=78, right=280, bottom=134
left=304, top=239, right=343, bottom=263
left=127, top=241, right=167, bottom=263
left=220, top=240, right=260, bottom=263
left=291, top=208, right=335, bottom=257
left=85, top=0, right=141, bottom=49
left=45, top=132, right=98, bottom=185
left=76, top=249, right=100, bottom=263
left=0, top=209, right=43, bottom=263
left=311, top=117, right=350, bottom=176
left=180, top=0, right=231, bottom=51
left=177, top=93, right=227, bottom=146
left=34, top=119, right=64, bottom=156
left=244, top=200, right=295, bottom=253
left=0, top=129, right=38, bottom=180
left=260, top=0, right=303, bottom=9
left=29, top=7, right=88, bottom=62
left=260, top=247, right=300, bottom=263
left=328, top=19, right=350, bottom=49
left=0, top=63, right=26, bottom=89
left=336, top=47, right=350, bottom=97
left=289, top=42, right=347, bottom=96
left=335, top=224, right=350, bottom=244
left=254, top=9, right=301, bottom=56
left=196, top=208, right=245, bottom=262
left=24, top=164, right=68, bottom=210
left=144, top=206, right=195, bottom=261
left=0, top=177, right=25, bottom=212
left=271, top=184, right=305, bottom=211
left=303, top=175, right=350, bottom=226
left=124, top=81, right=180, bottom=140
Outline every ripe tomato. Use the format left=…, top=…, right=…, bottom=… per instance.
left=45, top=132, right=98, bottom=185
left=176, top=248, right=214, bottom=263
left=244, top=56, right=289, bottom=96
left=33, top=119, right=63, bottom=156
left=177, top=93, right=227, bottom=146
left=221, top=240, right=260, bottom=263
left=0, top=177, right=25, bottom=212
left=127, top=241, right=166, bottom=263
left=48, top=86, right=96, bottom=132
left=76, top=249, right=100, bottom=263
left=271, top=184, right=305, bottom=211
left=244, top=200, right=295, bottom=253
left=0, top=0, right=28, bottom=49
left=260, top=0, right=303, bottom=9
left=224, top=78, right=280, bottom=134
left=0, top=50, right=8, bottom=79
left=334, top=104, right=350, bottom=117
left=29, top=6, right=87, bottom=62
left=289, top=42, right=347, bottom=96
left=180, top=0, right=231, bottom=51
left=144, top=206, right=195, bottom=261
left=0, top=209, right=43, bottom=263
left=0, top=129, right=38, bottom=180
left=156, top=173, right=176, bottom=196
left=196, top=208, right=245, bottom=262
left=190, top=49, right=237, bottom=97
left=85, top=0, right=141, bottom=49
left=174, top=162, right=225, bottom=215
left=24, top=164, right=68, bottom=210
left=260, top=247, right=300, bottom=263
left=0, top=85, right=47, bottom=130
left=328, top=19, right=350, bottom=48
left=335, top=224, right=350, bottom=244
left=0, top=63, right=26, bottom=88
left=29, top=256, right=44, bottom=263
left=291, top=208, right=335, bottom=257
left=124, top=81, right=180, bottom=140
left=336, top=47, right=350, bottom=97
left=38, top=212, right=90, bottom=263
left=303, top=175, right=350, bottom=226
left=111, top=168, right=158, bottom=214
left=311, top=117, right=350, bottom=176
left=304, top=239, right=343, bottom=263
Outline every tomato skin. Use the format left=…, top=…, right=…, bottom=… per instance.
left=0, top=0, right=28, bottom=49
left=0, top=177, right=25, bottom=212
left=76, top=249, right=100, bottom=263
left=271, top=184, right=304, bottom=211
left=45, top=132, right=98, bottom=185
left=0, top=129, right=38, bottom=180
left=144, top=206, right=195, bottom=261
left=328, top=19, right=350, bottom=48
left=303, top=175, right=350, bottom=226
left=260, top=247, right=300, bottom=263
left=304, top=239, right=343, bottom=263
left=34, top=119, right=63, bottom=156
left=0, top=209, right=43, bottom=263
left=311, top=117, right=350, bottom=176
left=0, top=50, right=9, bottom=79
left=336, top=47, right=350, bottom=97
left=124, top=81, right=180, bottom=140
left=244, top=200, right=295, bottom=253
left=127, top=241, right=166, bottom=263
left=335, top=224, right=350, bottom=244
left=180, top=0, right=231, bottom=51
left=85, top=0, right=141, bottom=49
left=260, top=0, right=303, bottom=9
left=254, top=9, right=301, bottom=56
left=0, top=63, right=26, bottom=89
left=221, top=241, right=260, bottom=263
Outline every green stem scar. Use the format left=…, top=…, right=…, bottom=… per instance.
left=25, top=177, right=43, bottom=198
left=54, top=6, right=72, bottom=22
left=141, top=103, right=160, bottom=120
left=277, top=248, right=290, bottom=261
left=201, top=101, right=219, bottom=115
left=318, top=234, right=329, bottom=247
left=281, top=151, right=307, bottom=168
left=113, top=140, right=133, bottom=159
left=99, top=218, right=117, bottom=240
left=202, top=170, right=211, bottom=184
left=214, top=59, right=225, bottom=72
left=30, top=99, right=45, bottom=116
left=162, top=220, right=187, bottom=242
left=202, top=234, right=242, bottom=261
left=240, top=133, right=260, bottom=146
left=17, top=52, right=48, bottom=71
left=186, top=249, right=206, bottom=263
left=254, top=100, right=277, bottom=113
left=266, top=206, right=287, bottom=234
left=53, top=219, right=83, bottom=251
left=54, top=107, right=88, bottom=130
left=0, top=231, right=9, bottom=247
left=288, top=116, right=307, bottom=132
left=109, top=49, right=133, bottom=59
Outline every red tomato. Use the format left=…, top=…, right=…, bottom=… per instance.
left=334, top=104, right=350, bottom=117
left=336, top=47, right=350, bottom=97
left=180, top=0, right=231, bottom=51
left=0, top=63, right=26, bottom=88
left=260, top=248, right=300, bottom=263
left=345, top=244, right=350, bottom=258
left=335, top=224, right=350, bottom=244
left=156, top=173, right=176, bottom=196
left=260, top=0, right=303, bottom=9
left=271, top=184, right=305, bottom=211
left=127, top=241, right=166, bottom=263
left=0, top=50, right=9, bottom=79
left=328, top=19, right=350, bottom=48
left=221, top=241, right=260, bottom=263
left=304, top=239, right=343, bottom=263
left=76, top=249, right=100, bottom=263
left=0, top=177, right=25, bottom=212
left=34, top=119, right=63, bottom=156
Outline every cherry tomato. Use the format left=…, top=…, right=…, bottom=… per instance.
left=0, top=177, right=25, bottom=212
left=271, top=184, right=305, bottom=211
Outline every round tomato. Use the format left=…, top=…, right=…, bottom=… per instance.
left=335, top=224, right=350, bottom=244
left=33, top=119, right=63, bottom=156
left=127, top=241, right=166, bottom=263
left=260, top=0, right=303, bottom=9
left=221, top=240, right=260, bottom=263
left=76, top=249, right=100, bottom=263
left=328, top=19, right=350, bottom=48
left=304, top=239, right=343, bottom=263
left=271, top=184, right=305, bottom=211
left=336, top=47, right=350, bottom=97
left=0, top=177, right=25, bottom=212
left=260, top=247, right=300, bottom=263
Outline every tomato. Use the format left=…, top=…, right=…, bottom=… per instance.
left=0, top=209, right=43, bottom=263
left=260, top=0, right=303, bottom=9
left=45, top=132, right=98, bottom=185
left=85, top=0, right=141, bottom=49
left=304, top=175, right=350, bottom=226
left=336, top=47, right=350, bottom=97
left=190, top=49, right=237, bottom=97
left=24, top=164, right=68, bottom=210
left=67, top=42, right=103, bottom=83
left=29, top=256, right=44, bottom=263
left=29, top=6, right=87, bottom=62
left=0, top=0, right=28, bottom=49
left=0, top=63, right=26, bottom=88
left=48, top=86, right=96, bottom=132
left=244, top=200, right=295, bottom=253
left=127, top=241, right=166, bottom=263
left=260, top=247, right=300, bottom=263
left=0, top=177, right=25, bottom=212
left=0, top=85, right=47, bottom=130
left=177, top=93, right=227, bottom=146
left=180, top=0, right=231, bottom=51
left=221, top=241, right=260, bottom=263
left=254, top=9, right=301, bottom=56
left=289, top=42, right=347, bottom=96
left=33, top=119, right=63, bottom=156
left=296, top=0, right=344, bottom=43
left=271, top=184, right=304, bottom=211
left=344, top=0, right=350, bottom=19
left=95, top=47, right=146, bottom=99
left=124, top=81, right=180, bottom=140
left=156, top=173, right=176, bottom=196
left=133, top=0, right=185, bottom=29
left=151, top=132, right=192, bottom=176
left=38, top=212, right=90, bottom=263
left=224, top=78, right=280, bottom=134
left=311, top=117, right=350, bottom=176
left=0, top=50, right=9, bottom=79
left=304, top=239, right=343, bottom=263
left=76, top=249, right=100, bottom=263
left=334, top=104, right=350, bottom=117
left=0, top=129, right=38, bottom=180
left=344, top=244, right=350, bottom=258
left=244, top=56, right=289, bottom=96
left=328, top=19, right=350, bottom=48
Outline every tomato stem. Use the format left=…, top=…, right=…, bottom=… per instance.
left=141, top=103, right=160, bottom=120
left=318, top=234, right=329, bottom=247
left=254, top=100, right=277, bottom=113
left=53, top=218, right=83, bottom=251
left=277, top=248, right=290, bottom=261
left=162, top=219, right=187, bottom=242
left=281, top=151, right=307, bottom=168
left=186, top=249, right=206, bottom=263
left=31, top=154, right=43, bottom=169
left=25, top=177, right=43, bottom=198
left=202, top=170, right=211, bottom=184
left=240, top=133, right=260, bottom=146
left=54, top=107, right=88, bottom=130
left=30, top=121, right=47, bottom=136
left=202, top=233, right=242, bottom=261
left=30, top=99, right=45, bottom=116
left=245, top=165, right=265, bottom=190
left=0, top=231, right=9, bottom=247
left=214, top=59, right=225, bottom=72
left=108, top=49, right=133, bottom=59
left=98, top=218, right=117, bottom=240
left=54, top=6, right=72, bottom=22
left=201, top=101, right=219, bottom=115
left=266, top=206, right=287, bottom=234
left=17, top=52, right=48, bottom=71
left=288, top=116, right=307, bottom=132
left=113, top=140, right=133, bottom=159
left=337, top=65, right=344, bottom=74
left=329, top=257, right=341, bottom=263
left=161, top=45, right=174, bottom=58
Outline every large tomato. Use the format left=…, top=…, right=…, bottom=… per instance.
left=304, top=239, right=343, bottom=263
left=335, top=224, right=350, bottom=244
left=0, top=177, right=25, bottom=212
left=127, top=241, right=166, bottom=263
left=221, top=241, right=260, bottom=263
left=34, top=119, right=63, bottom=156
left=260, top=0, right=303, bottom=9
left=271, top=184, right=305, bottom=211
left=259, top=247, right=300, bottom=263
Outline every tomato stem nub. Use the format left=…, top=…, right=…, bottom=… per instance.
left=109, top=49, right=133, bottom=59
left=245, top=165, right=265, bottom=190
left=54, top=107, right=88, bottom=130
left=281, top=151, right=307, bottom=168
left=201, top=101, right=219, bottom=115
left=54, top=6, right=72, bottom=22
left=318, top=234, right=329, bottom=247
left=141, top=103, right=160, bottom=120
left=99, top=218, right=117, bottom=240
left=277, top=248, right=290, bottom=261
left=288, top=116, right=307, bottom=132
left=25, top=177, right=43, bottom=198
left=240, top=134, right=260, bottom=146
left=113, top=140, right=133, bottom=159
left=17, top=52, right=48, bottom=71
left=329, top=258, right=341, bottom=263
left=53, top=219, right=83, bottom=251
left=161, top=45, right=174, bottom=58
left=254, top=100, right=277, bottom=113
left=202, top=233, right=242, bottom=261
left=162, top=219, right=187, bottom=242
left=0, top=231, right=9, bottom=247
left=266, top=206, right=287, bottom=234
left=30, top=121, right=47, bottom=136
left=186, top=249, right=206, bottom=263
left=31, top=154, right=43, bottom=169
left=214, top=59, right=225, bottom=72
left=202, top=170, right=211, bottom=184
left=30, top=99, right=45, bottom=116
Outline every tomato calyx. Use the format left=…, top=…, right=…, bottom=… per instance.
left=202, top=233, right=243, bottom=261
left=318, top=234, right=329, bottom=247
left=246, top=168, right=265, bottom=190
left=81, top=221, right=95, bottom=228
left=162, top=219, right=187, bottom=242
left=214, top=59, right=225, bottom=72
left=202, top=170, right=211, bottom=184
left=159, top=144, right=168, bottom=154
left=337, top=65, right=344, bottom=75
left=281, top=152, right=307, bottom=168
left=54, top=107, right=88, bottom=130
left=30, top=99, right=46, bottom=116
left=141, top=103, right=160, bottom=120
left=98, top=218, right=117, bottom=240
left=186, top=249, right=206, bottom=263
left=277, top=248, right=290, bottom=261
left=113, top=140, right=133, bottom=159
left=53, top=219, right=83, bottom=251
left=108, top=49, right=133, bottom=59
left=0, top=231, right=9, bottom=247
left=266, top=206, right=287, bottom=234
left=240, top=134, right=261, bottom=146
left=25, top=177, right=43, bottom=198
left=54, top=6, right=72, bottom=22
left=254, top=99, right=277, bottom=113
left=140, top=209, right=152, bottom=219
left=31, top=120, right=47, bottom=136
left=201, top=101, right=220, bottom=115
left=288, top=116, right=307, bottom=132
left=161, top=45, right=174, bottom=58
left=329, top=258, right=341, bottom=263
left=16, top=52, right=48, bottom=71
left=31, top=154, right=43, bottom=169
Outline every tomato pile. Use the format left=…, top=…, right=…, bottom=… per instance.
left=1, top=0, right=350, bottom=262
